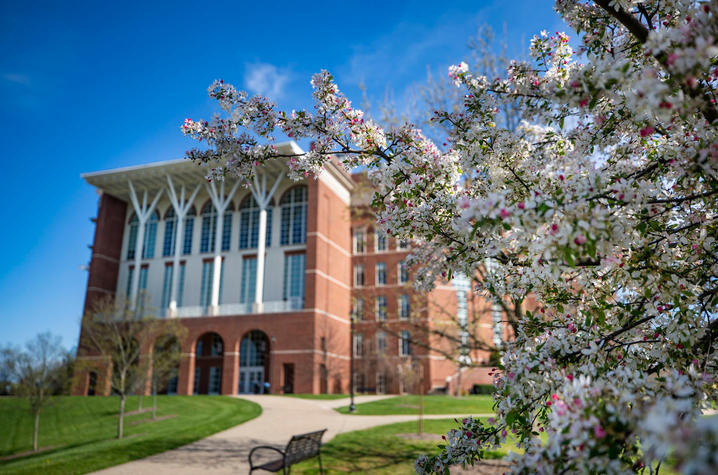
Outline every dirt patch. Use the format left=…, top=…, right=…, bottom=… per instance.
left=127, top=414, right=177, bottom=426
left=397, top=433, right=442, bottom=441
left=0, top=445, right=60, bottom=461
left=125, top=407, right=154, bottom=416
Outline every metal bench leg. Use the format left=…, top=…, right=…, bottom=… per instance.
left=318, top=453, right=324, bottom=475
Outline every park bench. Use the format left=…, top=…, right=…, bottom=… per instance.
left=248, top=428, right=327, bottom=474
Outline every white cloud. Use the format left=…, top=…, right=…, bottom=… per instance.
left=2, top=73, right=31, bottom=86
left=244, top=63, right=290, bottom=99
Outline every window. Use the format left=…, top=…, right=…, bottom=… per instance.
left=161, top=264, right=173, bottom=309
left=376, top=331, right=386, bottom=353
left=283, top=253, right=305, bottom=303
left=163, top=208, right=177, bottom=257
left=126, top=212, right=159, bottom=260
left=240, top=257, right=257, bottom=304
left=200, top=202, right=233, bottom=253
left=160, top=263, right=186, bottom=310
left=399, top=294, right=410, bottom=320
left=375, top=230, right=386, bottom=252
left=208, top=367, right=221, bottom=395
left=376, top=372, right=387, bottom=394
left=400, top=330, right=411, bottom=356
left=143, top=214, right=159, bottom=259
left=239, top=195, right=272, bottom=249
left=137, top=266, right=149, bottom=310
left=353, top=229, right=365, bottom=254
left=353, top=333, right=363, bottom=357
left=398, top=260, right=409, bottom=284
left=352, top=297, right=364, bottom=321
left=398, top=239, right=410, bottom=250
left=193, top=367, right=200, bottom=395
left=211, top=334, right=223, bottom=356
left=280, top=186, right=307, bottom=245
left=183, top=207, right=195, bottom=254
left=200, top=260, right=217, bottom=312
left=354, top=373, right=366, bottom=393
left=354, top=264, right=365, bottom=287
left=376, top=296, right=387, bottom=321
left=376, top=262, right=386, bottom=285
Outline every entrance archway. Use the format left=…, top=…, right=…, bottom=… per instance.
left=194, top=332, right=223, bottom=395
left=238, top=330, right=269, bottom=394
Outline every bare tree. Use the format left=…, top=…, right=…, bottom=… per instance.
left=79, top=295, right=165, bottom=439
left=1, top=333, right=67, bottom=452
left=150, top=323, right=187, bottom=418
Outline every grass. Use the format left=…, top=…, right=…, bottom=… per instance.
left=292, top=417, right=515, bottom=474
left=0, top=395, right=261, bottom=474
left=335, top=395, right=495, bottom=415
left=278, top=394, right=349, bottom=400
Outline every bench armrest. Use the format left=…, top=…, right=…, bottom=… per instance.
left=248, top=445, right=286, bottom=469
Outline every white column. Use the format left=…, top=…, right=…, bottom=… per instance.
left=206, top=180, right=240, bottom=315
left=127, top=180, right=163, bottom=309
left=166, top=176, right=200, bottom=317
left=250, top=172, right=284, bottom=314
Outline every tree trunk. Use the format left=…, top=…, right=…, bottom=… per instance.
left=118, top=395, right=126, bottom=439
left=33, top=410, right=40, bottom=452
left=152, top=379, right=157, bottom=419
left=456, top=367, right=462, bottom=397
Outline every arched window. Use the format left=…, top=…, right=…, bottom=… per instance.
left=126, top=211, right=159, bottom=260
left=165, top=206, right=197, bottom=256
left=279, top=186, right=307, bottom=245
left=200, top=201, right=233, bottom=253
left=238, top=195, right=272, bottom=249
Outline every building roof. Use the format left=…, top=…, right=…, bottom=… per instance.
left=82, top=141, right=354, bottom=200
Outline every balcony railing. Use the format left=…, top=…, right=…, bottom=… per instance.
left=173, top=299, right=303, bottom=318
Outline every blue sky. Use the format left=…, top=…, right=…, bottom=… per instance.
left=0, top=0, right=567, bottom=351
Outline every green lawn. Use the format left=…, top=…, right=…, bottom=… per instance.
left=292, top=418, right=514, bottom=474
left=335, top=395, right=495, bottom=415
left=278, top=394, right=349, bottom=400
left=0, top=395, right=261, bottom=474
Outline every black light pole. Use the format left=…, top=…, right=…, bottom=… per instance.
left=349, top=313, right=355, bottom=412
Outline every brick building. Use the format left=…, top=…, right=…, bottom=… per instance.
left=73, top=141, right=502, bottom=397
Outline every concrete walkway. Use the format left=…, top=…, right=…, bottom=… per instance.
left=94, top=395, right=489, bottom=475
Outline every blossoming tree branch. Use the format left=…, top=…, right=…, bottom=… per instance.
left=183, top=0, right=717, bottom=473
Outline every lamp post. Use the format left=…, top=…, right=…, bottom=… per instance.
left=349, top=311, right=355, bottom=412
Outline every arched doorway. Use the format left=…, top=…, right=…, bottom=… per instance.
left=153, top=335, right=181, bottom=395
left=238, top=330, right=269, bottom=394
left=194, top=332, right=223, bottom=395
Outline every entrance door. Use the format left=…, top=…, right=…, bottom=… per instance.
left=283, top=363, right=295, bottom=394
left=238, top=366, right=265, bottom=394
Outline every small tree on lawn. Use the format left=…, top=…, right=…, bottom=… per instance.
left=1, top=332, right=66, bottom=452
left=150, top=323, right=187, bottom=419
left=80, top=295, right=163, bottom=439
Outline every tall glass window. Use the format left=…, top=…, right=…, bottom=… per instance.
left=376, top=262, right=386, bottom=285
left=126, top=212, right=159, bottom=260
left=177, top=262, right=185, bottom=307
left=126, top=266, right=134, bottom=298
left=239, top=195, right=273, bottom=249
left=240, top=257, right=257, bottom=304
left=161, top=264, right=173, bottom=310
left=353, top=333, right=364, bottom=357
left=353, top=229, right=365, bottom=254
left=376, top=296, right=387, bottom=321
left=200, top=261, right=214, bottom=312
left=283, top=253, right=305, bottom=304
left=183, top=207, right=195, bottom=255
left=280, top=186, right=307, bottom=245
left=400, top=330, right=411, bottom=356
left=137, top=266, right=149, bottom=313
left=375, top=230, right=386, bottom=252
left=399, top=294, right=410, bottom=320
left=354, top=264, right=365, bottom=287
left=163, top=208, right=177, bottom=257
left=398, top=260, right=409, bottom=284
left=200, top=202, right=233, bottom=253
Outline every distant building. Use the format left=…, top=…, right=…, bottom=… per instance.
left=73, top=142, right=502, bottom=397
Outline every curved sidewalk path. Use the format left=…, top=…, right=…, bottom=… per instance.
left=94, top=395, right=491, bottom=475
